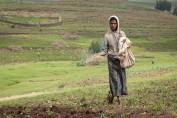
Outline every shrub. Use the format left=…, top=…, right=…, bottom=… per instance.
left=88, top=38, right=103, bottom=54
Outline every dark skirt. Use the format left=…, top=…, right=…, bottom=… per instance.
left=108, top=56, right=128, bottom=96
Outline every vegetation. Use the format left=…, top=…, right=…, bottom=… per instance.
left=173, top=6, right=177, bottom=15
left=88, top=38, right=103, bottom=54
left=155, top=0, right=171, bottom=12
left=0, top=0, right=177, bottom=117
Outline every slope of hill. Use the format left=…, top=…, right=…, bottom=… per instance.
left=0, top=0, right=177, bottom=117
left=0, top=0, right=177, bottom=64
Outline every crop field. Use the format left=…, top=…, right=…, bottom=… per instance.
left=0, top=0, right=177, bottom=117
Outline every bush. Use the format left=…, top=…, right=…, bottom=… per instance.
left=88, top=38, right=103, bottom=54
left=77, top=38, right=105, bottom=66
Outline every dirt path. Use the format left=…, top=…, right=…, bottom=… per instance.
left=0, top=91, right=52, bottom=102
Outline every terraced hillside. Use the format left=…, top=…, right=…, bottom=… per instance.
left=0, top=0, right=177, bottom=117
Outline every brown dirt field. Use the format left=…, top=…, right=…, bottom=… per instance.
left=0, top=105, right=172, bottom=118
left=129, top=68, right=177, bottom=78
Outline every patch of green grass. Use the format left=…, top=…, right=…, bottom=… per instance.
left=125, top=77, right=177, bottom=117
left=0, top=61, right=108, bottom=97
left=0, top=52, right=177, bottom=97
left=0, top=34, right=92, bottom=64
left=3, top=16, right=56, bottom=24
left=1, top=68, right=176, bottom=113
left=0, top=36, right=52, bottom=48
left=134, top=36, right=177, bottom=52
left=0, top=48, right=81, bottom=64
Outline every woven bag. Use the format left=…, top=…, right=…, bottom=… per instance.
left=120, top=49, right=135, bottom=68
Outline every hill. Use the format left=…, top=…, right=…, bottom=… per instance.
left=0, top=0, right=177, bottom=117
left=0, top=0, right=177, bottom=64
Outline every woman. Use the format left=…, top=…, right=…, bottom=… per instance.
left=97, top=15, right=130, bottom=104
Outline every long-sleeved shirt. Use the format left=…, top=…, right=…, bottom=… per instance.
left=98, top=30, right=126, bottom=59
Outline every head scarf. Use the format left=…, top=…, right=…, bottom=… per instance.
left=108, top=15, right=120, bottom=33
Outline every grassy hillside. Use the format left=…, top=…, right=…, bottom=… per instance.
left=128, top=0, right=177, bottom=10
left=0, top=0, right=177, bottom=64
left=0, top=0, right=177, bottom=117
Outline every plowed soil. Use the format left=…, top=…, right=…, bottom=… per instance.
left=0, top=104, right=172, bottom=118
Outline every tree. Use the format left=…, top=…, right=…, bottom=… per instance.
left=155, top=0, right=171, bottom=12
left=173, top=6, right=177, bottom=16
left=166, top=1, right=171, bottom=12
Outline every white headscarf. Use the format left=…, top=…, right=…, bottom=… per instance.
left=108, top=15, right=120, bottom=33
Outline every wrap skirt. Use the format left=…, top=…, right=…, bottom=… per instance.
left=108, top=56, right=128, bottom=96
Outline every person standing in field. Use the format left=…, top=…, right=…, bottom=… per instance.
left=96, top=15, right=130, bottom=104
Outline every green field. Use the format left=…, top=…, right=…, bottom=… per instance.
left=0, top=0, right=177, bottom=117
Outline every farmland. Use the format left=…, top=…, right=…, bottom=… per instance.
left=0, top=0, right=177, bottom=117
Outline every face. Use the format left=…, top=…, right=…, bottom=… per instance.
left=110, top=20, right=117, bottom=32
